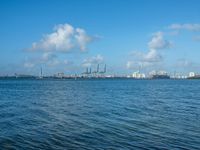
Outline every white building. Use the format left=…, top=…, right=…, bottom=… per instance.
left=55, top=72, right=64, bottom=78
left=158, top=70, right=168, bottom=75
left=132, top=71, right=145, bottom=79
left=189, top=72, right=195, bottom=77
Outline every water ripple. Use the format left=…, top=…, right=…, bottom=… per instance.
left=0, top=79, right=200, bottom=149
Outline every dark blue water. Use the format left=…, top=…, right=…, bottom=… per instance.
left=0, top=79, right=200, bottom=150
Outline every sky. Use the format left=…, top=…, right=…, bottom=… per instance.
left=0, top=0, right=200, bottom=76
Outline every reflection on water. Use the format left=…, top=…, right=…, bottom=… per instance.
left=0, top=79, right=200, bottom=149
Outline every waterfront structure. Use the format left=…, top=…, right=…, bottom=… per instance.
left=99, top=64, right=106, bottom=74
left=82, top=67, right=91, bottom=77
left=189, top=72, right=195, bottom=77
left=3, top=68, right=200, bottom=80
left=149, top=70, right=170, bottom=79
left=92, top=64, right=100, bottom=75
left=98, top=64, right=107, bottom=77
left=55, top=72, right=65, bottom=78
left=132, top=71, right=145, bottom=79
left=82, top=64, right=107, bottom=78
left=187, top=72, right=200, bottom=79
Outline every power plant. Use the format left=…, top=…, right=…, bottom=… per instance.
left=82, top=64, right=107, bottom=77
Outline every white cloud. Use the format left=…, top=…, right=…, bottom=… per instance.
left=126, top=61, right=136, bottom=69
left=144, top=49, right=162, bottom=62
left=126, top=61, right=153, bottom=70
left=127, top=31, right=171, bottom=70
left=25, top=23, right=96, bottom=70
left=24, top=62, right=35, bottom=68
left=126, top=61, right=141, bottom=69
left=82, top=54, right=104, bottom=67
left=75, top=28, right=92, bottom=51
left=148, top=32, right=172, bottom=49
left=131, top=49, right=162, bottom=63
left=42, top=52, right=57, bottom=61
left=169, top=23, right=200, bottom=31
left=24, top=52, right=60, bottom=68
left=30, top=23, right=93, bottom=52
left=127, top=49, right=162, bottom=69
left=169, top=23, right=200, bottom=42
left=41, top=52, right=60, bottom=66
left=167, top=31, right=180, bottom=36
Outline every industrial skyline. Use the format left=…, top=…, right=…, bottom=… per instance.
left=1, top=63, right=199, bottom=80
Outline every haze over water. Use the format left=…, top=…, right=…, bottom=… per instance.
left=0, top=79, right=200, bottom=149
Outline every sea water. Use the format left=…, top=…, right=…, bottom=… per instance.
left=0, top=79, right=200, bottom=149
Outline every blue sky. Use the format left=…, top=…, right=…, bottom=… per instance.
left=0, top=0, right=200, bottom=75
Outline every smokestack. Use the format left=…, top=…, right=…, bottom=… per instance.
left=86, top=67, right=88, bottom=74
left=104, top=64, right=106, bottom=73
left=89, top=68, right=91, bottom=74
left=40, top=67, right=43, bottom=77
left=97, top=64, right=99, bottom=73
left=138, top=65, right=141, bottom=73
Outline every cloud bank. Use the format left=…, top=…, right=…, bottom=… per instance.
left=24, top=52, right=60, bottom=68
left=148, top=32, right=172, bottom=49
left=30, top=23, right=93, bottom=52
left=169, top=23, right=200, bottom=31
left=82, top=55, right=104, bottom=67
left=24, top=23, right=100, bottom=72
left=127, top=31, right=171, bottom=70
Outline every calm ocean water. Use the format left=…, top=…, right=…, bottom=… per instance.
left=0, top=79, right=200, bottom=150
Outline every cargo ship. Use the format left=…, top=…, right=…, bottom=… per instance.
left=150, top=71, right=170, bottom=79
left=187, top=75, right=200, bottom=79
left=151, top=74, right=170, bottom=79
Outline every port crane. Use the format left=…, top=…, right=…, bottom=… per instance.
left=99, top=64, right=106, bottom=74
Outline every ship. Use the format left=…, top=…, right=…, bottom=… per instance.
left=151, top=74, right=170, bottom=79
left=150, top=71, right=170, bottom=79
left=187, top=75, right=200, bottom=79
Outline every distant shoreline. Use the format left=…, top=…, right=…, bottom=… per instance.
left=0, top=76, right=199, bottom=80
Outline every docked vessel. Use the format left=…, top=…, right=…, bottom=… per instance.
left=151, top=74, right=170, bottom=79
left=150, top=71, right=170, bottom=79
left=187, top=72, right=200, bottom=79
left=187, top=75, right=200, bottom=79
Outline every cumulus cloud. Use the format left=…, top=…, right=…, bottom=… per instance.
left=126, top=61, right=141, bottom=69
left=42, top=52, right=57, bottom=61
left=42, top=52, right=60, bottom=66
left=126, top=60, right=155, bottom=70
left=127, top=49, right=162, bottom=69
left=24, top=62, right=35, bottom=68
left=126, top=61, right=136, bottom=69
left=75, top=28, right=92, bottom=51
left=24, top=52, right=60, bottom=68
left=82, top=54, right=104, bottom=67
left=169, top=23, right=200, bottom=31
left=131, top=49, right=162, bottom=63
left=168, top=23, right=200, bottom=42
left=30, top=23, right=94, bottom=52
left=148, top=32, right=172, bottom=49
left=127, top=31, right=171, bottom=70
left=24, top=23, right=97, bottom=70
left=143, top=49, right=163, bottom=62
